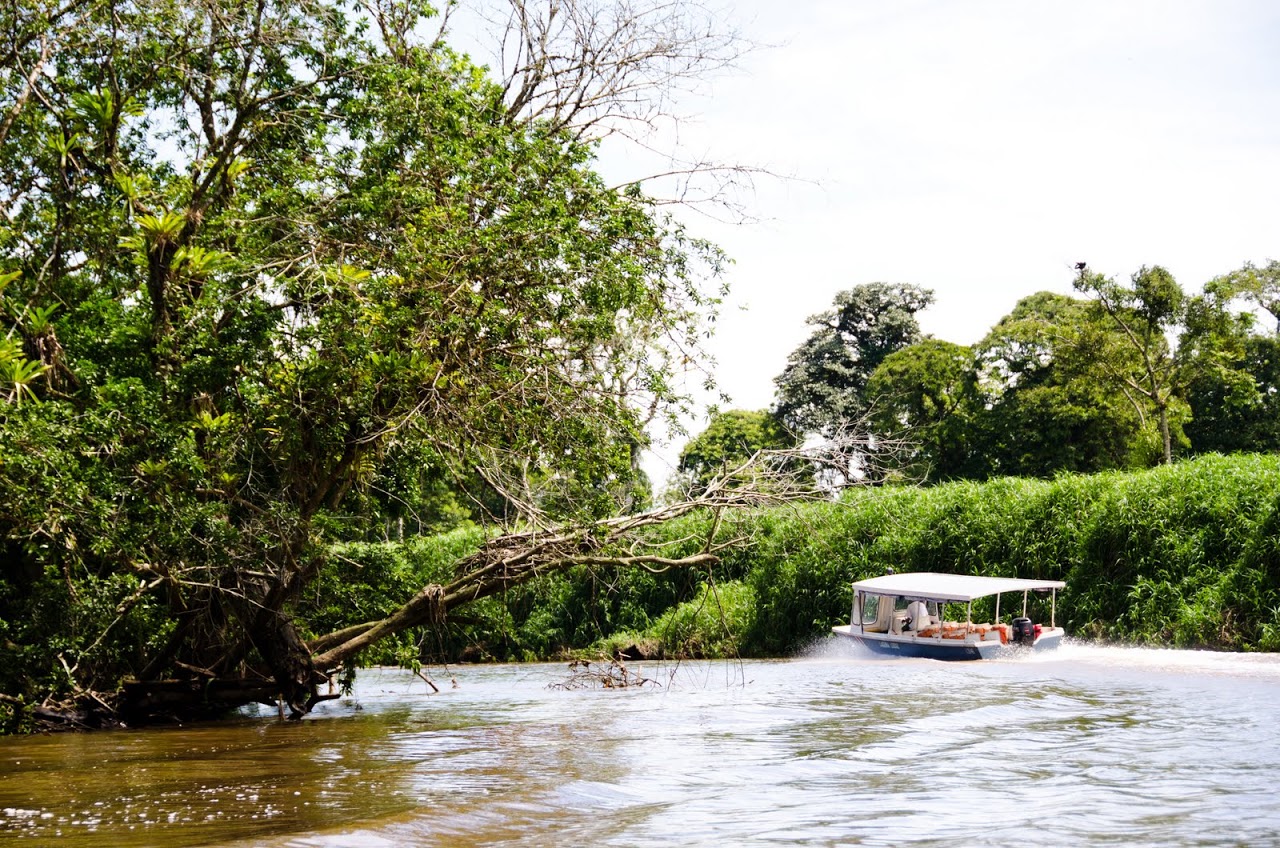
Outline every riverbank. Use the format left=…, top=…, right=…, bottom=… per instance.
left=305, top=453, right=1280, bottom=663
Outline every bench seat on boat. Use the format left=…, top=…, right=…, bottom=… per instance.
left=914, top=623, right=1010, bottom=643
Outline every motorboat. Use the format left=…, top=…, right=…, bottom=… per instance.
left=831, top=571, right=1066, bottom=660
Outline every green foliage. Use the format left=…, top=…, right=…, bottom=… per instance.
left=0, top=0, right=726, bottom=713
left=866, top=338, right=974, bottom=478
left=964, top=291, right=1149, bottom=477
left=853, top=274, right=1268, bottom=483
left=1072, top=264, right=1247, bottom=464
left=293, top=454, right=1280, bottom=666
left=301, top=525, right=486, bottom=663
left=644, top=454, right=1280, bottom=654
left=585, top=580, right=756, bottom=660
left=504, top=561, right=711, bottom=659
left=642, top=580, right=756, bottom=658
left=1218, top=259, right=1280, bottom=333
left=677, top=409, right=797, bottom=493
left=1185, top=335, right=1280, bottom=454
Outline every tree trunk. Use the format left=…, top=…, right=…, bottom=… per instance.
left=254, top=613, right=323, bottom=718
left=1159, top=404, right=1172, bottom=464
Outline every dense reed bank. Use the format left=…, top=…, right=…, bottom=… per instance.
left=304, top=453, right=1280, bottom=664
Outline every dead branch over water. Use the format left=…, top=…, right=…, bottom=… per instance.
left=84, top=430, right=907, bottom=726
left=309, top=428, right=912, bottom=672
left=549, top=658, right=657, bottom=690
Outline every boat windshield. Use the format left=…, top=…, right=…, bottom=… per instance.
left=859, top=593, right=882, bottom=627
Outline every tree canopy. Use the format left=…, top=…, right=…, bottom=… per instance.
left=829, top=266, right=1275, bottom=485
left=676, top=409, right=797, bottom=494
left=865, top=338, right=973, bottom=479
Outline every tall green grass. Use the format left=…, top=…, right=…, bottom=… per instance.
left=708, top=453, right=1280, bottom=653
left=306, top=453, right=1280, bottom=662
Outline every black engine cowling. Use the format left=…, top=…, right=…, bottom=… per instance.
left=1011, top=616, right=1035, bottom=645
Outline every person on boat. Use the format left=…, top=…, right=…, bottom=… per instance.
left=905, top=600, right=931, bottom=632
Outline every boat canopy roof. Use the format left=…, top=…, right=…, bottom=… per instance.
left=850, top=571, right=1065, bottom=603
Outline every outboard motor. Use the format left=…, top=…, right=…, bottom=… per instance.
left=1011, top=616, right=1035, bottom=645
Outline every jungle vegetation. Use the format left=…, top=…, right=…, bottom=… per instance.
left=776, top=266, right=1280, bottom=482
left=298, top=452, right=1280, bottom=666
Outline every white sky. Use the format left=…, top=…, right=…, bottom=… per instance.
left=454, top=0, right=1280, bottom=487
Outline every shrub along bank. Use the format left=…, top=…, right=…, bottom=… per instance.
left=302, top=453, right=1280, bottom=664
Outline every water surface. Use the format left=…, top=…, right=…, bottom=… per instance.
left=3, top=641, right=1278, bottom=846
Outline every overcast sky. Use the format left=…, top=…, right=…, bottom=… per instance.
left=456, top=0, right=1280, bottom=486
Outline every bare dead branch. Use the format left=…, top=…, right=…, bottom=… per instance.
left=463, top=0, right=749, bottom=141
left=549, top=658, right=657, bottom=689
left=309, top=425, right=915, bottom=670
left=448, top=0, right=781, bottom=219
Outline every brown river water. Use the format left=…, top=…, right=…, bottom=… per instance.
left=2, top=640, right=1279, bottom=847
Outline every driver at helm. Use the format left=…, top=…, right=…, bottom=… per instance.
left=905, top=600, right=931, bottom=632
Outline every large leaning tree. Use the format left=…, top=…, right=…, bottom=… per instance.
left=0, top=0, right=774, bottom=726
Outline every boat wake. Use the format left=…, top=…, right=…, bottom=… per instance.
left=1036, top=638, right=1280, bottom=678
left=801, top=634, right=1280, bottom=680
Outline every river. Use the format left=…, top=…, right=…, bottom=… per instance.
left=2, top=640, right=1279, bottom=846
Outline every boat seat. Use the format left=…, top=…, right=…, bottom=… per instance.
left=970, top=623, right=1007, bottom=642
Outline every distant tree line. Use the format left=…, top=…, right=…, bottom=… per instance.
left=681, top=261, right=1280, bottom=485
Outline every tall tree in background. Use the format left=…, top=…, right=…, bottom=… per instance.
left=0, top=0, right=745, bottom=721
left=1074, top=265, right=1190, bottom=464
left=773, top=283, right=934, bottom=437
left=1221, top=259, right=1280, bottom=335
left=1074, top=264, right=1252, bottom=465
left=1184, top=265, right=1280, bottom=454
left=1184, top=335, right=1280, bottom=454
left=969, top=291, right=1151, bottom=476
